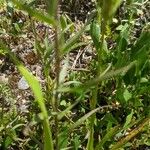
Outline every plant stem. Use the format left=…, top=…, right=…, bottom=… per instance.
left=111, top=118, right=150, bottom=150
left=87, top=5, right=106, bottom=149
left=53, top=1, right=60, bottom=149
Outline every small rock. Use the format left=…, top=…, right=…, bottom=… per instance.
left=0, top=74, right=8, bottom=84
left=18, top=77, right=29, bottom=90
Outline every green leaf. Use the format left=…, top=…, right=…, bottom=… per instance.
left=102, top=0, right=123, bottom=22
left=1, top=43, right=54, bottom=150
left=58, top=129, right=68, bottom=149
left=123, top=89, right=132, bottom=102
left=60, top=14, right=68, bottom=30
left=123, top=110, right=134, bottom=129
left=140, top=77, right=148, bottom=83
left=4, top=136, right=13, bottom=149
left=130, top=25, right=150, bottom=76
left=90, top=21, right=100, bottom=49
left=95, top=125, right=120, bottom=150
left=12, top=0, right=55, bottom=26
left=60, top=100, right=67, bottom=107
left=69, top=107, right=102, bottom=131
left=105, top=113, right=118, bottom=125
left=58, top=96, right=83, bottom=120
left=44, top=37, right=53, bottom=60
left=62, top=26, right=87, bottom=55
left=46, top=0, right=58, bottom=17
left=58, top=61, right=136, bottom=93
left=59, top=56, right=69, bottom=83
left=13, top=23, right=21, bottom=32
left=62, top=41, right=90, bottom=55
left=73, top=135, right=81, bottom=150
left=123, top=65, right=136, bottom=86
left=131, top=24, right=150, bottom=57
left=115, top=24, right=129, bottom=68
left=61, top=13, right=95, bottom=55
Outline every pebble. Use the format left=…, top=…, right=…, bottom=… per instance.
left=18, top=76, right=29, bottom=90
left=0, top=74, right=8, bottom=84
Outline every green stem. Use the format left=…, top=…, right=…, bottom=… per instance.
left=87, top=5, right=106, bottom=149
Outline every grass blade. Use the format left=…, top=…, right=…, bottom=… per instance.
left=95, top=125, right=120, bottom=150
left=12, top=0, right=55, bottom=26
left=1, top=42, right=54, bottom=150
left=110, top=118, right=150, bottom=150
left=58, top=61, right=137, bottom=93
left=69, top=107, right=101, bottom=131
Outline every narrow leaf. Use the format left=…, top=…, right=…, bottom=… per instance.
left=58, top=61, right=136, bottom=93
left=95, top=125, right=120, bottom=150
left=45, top=0, right=58, bottom=17
left=111, top=118, right=150, bottom=150
left=69, top=107, right=101, bottom=131
left=12, top=0, right=55, bottom=26
left=102, top=0, right=123, bottom=21
left=90, top=21, right=100, bottom=49
left=123, top=110, right=134, bottom=129
left=1, top=43, right=54, bottom=150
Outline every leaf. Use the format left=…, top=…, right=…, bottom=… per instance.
left=105, top=113, right=118, bottom=125
left=73, top=135, right=81, bottom=150
left=131, top=24, right=150, bottom=57
left=12, top=0, right=55, bottom=26
left=69, top=107, right=102, bottom=131
left=58, top=61, right=136, bottom=93
left=1, top=43, right=54, bottom=150
left=61, top=12, right=95, bottom=55
left=102, top=0, right=123, bottom=22
left=123, top=65, right=136, bottom=86
left=140, top=77, right=148, bottom=83
left=123, top=110, right=134, bottom=129
left=60, top=14, right=68, bottom=30
left=62, top=41, right=90, bottom=55
left=95, top=125, right=120, bottom=150
left=62, top=26, right=87, bottom=55
left=4, top=136, right=13, bottom=149
left=60, top=100, right=67, bottom=107
left=90, top=21, right=100, bottom=49
left=115, top=24, right=129, bottom=68
left=59, top=55, right=69, bottom=83
left=130, top=25, right=150, bottom=75
left=58, top=129, right=68, bottom=149
left=110, top=118, right=150, bottom=150
left=123, top=89, right=132, bottom=102
left=58, top=96, right=83, bottom=120
left=45, top=0, right=58, bottom=17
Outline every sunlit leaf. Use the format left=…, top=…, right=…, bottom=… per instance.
left=123, top=89, right=132, bottom=102
left=1, top=43, right=54, bottom=150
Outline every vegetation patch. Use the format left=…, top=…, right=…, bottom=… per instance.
left=0, top=0, right=150, bottom=149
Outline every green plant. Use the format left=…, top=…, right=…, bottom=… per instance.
left=0, top=0, right=150, bottom=149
